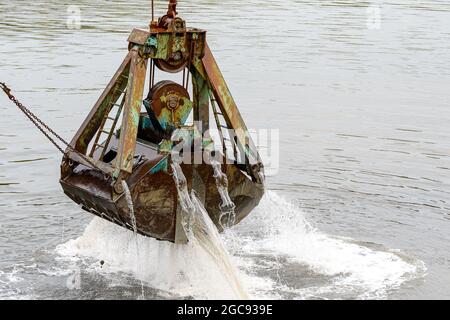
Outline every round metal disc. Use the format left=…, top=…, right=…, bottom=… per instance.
left=154, top=57, right=187, bottom=73
left=148, top=80, right=190, bottom=126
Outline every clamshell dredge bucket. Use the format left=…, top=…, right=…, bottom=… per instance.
left=59, top=0, right=265, bottom=243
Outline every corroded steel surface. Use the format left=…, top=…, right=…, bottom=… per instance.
left=116, top=49, right=148, bottom=175
left=200, top=43, right=264, bottom=181
left=60, top=2, right=265, bottom=243
left=192, top=68, right=210, bottom=134
left=69, top=52, right=132, bottom=154
left=61, top=136, right=263, bottom=242
left=146, top=80, right=192, bottom=129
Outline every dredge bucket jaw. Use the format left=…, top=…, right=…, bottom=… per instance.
left=60, top=1, right=265, bottom=243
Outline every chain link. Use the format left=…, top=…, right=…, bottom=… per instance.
left=0, top=82, right=103, bottom=172
left=1, top=82, right=68, bottom=153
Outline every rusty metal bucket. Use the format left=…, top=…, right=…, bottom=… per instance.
left=59, top=3, right=265, bottom=243
left=60, top=132, right=264, bottom=242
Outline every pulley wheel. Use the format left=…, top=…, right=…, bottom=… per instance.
left=154, top=56, right=187, bottom=73
left=147, top=80, right=191, bottom=127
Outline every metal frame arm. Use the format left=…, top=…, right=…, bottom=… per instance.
left=69, top=52, right=132, bottom=154
left=199, top=43, right=264, bottom=174
left=115, top=49, right=148, bottom=176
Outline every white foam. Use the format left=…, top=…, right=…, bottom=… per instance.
left=56, top=217, right=245, bottom=299
left=188, top=193, right=249, bottom=299
left=226, top=191, right=425, bottom=299
left=56, top=190, right=425, bottom=299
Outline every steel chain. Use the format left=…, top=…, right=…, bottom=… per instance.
left=0, top=82, right=103, bottom=171
left=1, top=82, right=68, bottom=153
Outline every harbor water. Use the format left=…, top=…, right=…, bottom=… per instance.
left=1, top=0, right=449, bottom=299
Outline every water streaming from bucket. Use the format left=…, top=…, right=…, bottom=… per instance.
left=170, top=162, right=195, bottom=238
left=56, top=171, right=425, bottom=299
left=56, top=189, right=425, bottom=299
left=210, top=160, right=236, bottom=229
left=120, top=180, right=145, bottom=299
left=121, top=180, right=137, bottom=234
left=170, top=162, right=249, bottom=299
left=189, top=193, right=249, bottom=299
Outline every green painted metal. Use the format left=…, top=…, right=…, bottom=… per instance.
left=70, top=52, right=132, bottom=154
left=150, top=156, right=169, bottom=174
left=191, top=67, right=210, bottom=134
left=141, top=96, right=192, bottom=132
left=60, top=4, right=265, bottom=244
left=161, top=97, right=192, bottom=130
left=155, top=34, right=170, bottom=59
left=146, top=36, right=158, bottom=48
left=139, top=113, right=153, bottom=131
left=199, top=43, right=263, bottom=172
left=115, top=49, right=148, bottom=176
left=158, top=139, right=173, bottom=154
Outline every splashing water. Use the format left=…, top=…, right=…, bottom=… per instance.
left=210, top=160, right=236, bottom=229
left=120, top=180, right=144, bottom=299
left=171, top=162, right=249, bottom=299
left=189, top=194, right=249, bottom=299
left=56, top=187, right=425, bottom=299
left=224, top=191, right=426, bottom=299
left=56, top=162, right=251, bottom=299
left=170, top=163, right=195, bottom=238
left=121, top=180, right=137, bottom=234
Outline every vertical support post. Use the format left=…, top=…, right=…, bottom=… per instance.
left=191, top=68, right=210, bottom=203
left=192, top=68, right=209, bottom=166
left=192, top=68, right=210, bottom=134
left=115, top=49, right=148, bottom=176
left=200, top=42, right=263, bottom=177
